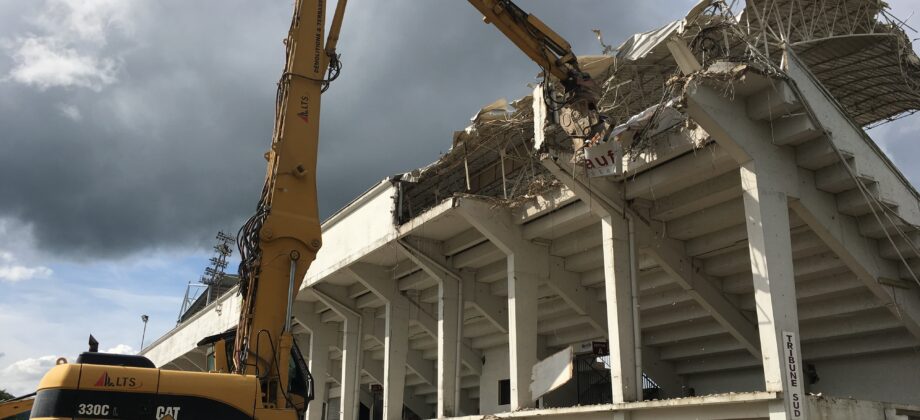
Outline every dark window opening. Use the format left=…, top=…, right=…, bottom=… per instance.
left=498, top=379, right=511, bottom=406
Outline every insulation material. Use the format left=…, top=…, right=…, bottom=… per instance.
left=612, top=101, right=685, bottom=149
left=472, top=98, right=511, bottom=123
left=617, top=20, right=685, bottom=61
left=532, top=85, right=547, bottom=151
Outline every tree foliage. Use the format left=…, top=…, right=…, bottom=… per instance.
left=0, top=388, right=14, bottom=400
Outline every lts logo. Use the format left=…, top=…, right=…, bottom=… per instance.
left=93, top=372, right=142, bottom=389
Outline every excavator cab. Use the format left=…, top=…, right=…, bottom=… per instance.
left=288, top=340, right=315, bottom=411
left=197, top=330, right=314, bottom=414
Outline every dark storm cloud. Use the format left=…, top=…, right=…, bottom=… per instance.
left=0, top=0, right=695, bottom=258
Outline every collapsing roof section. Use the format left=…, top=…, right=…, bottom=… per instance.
left=741, top=0, right=920, bottom=126
left=392, top=0, right=920, bottom=223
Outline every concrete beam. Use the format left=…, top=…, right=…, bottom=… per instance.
left=545, top=256, right=607, bottom=334
left=404, top=390, right=435, bottom=419
left=400, top=240, right=508, bottom=333
left=365, top=327, right=437, bottom=391
left=791, top=168, right=920, bottom=341
left=347, top=262, right=399, bottom=302
left=179, top=354, right=204, bottom=371
left=348, top=263, right=449, bottom=388
left=444, top=228, right=486, bottom=255
left=392, top=244, right=484, bottom=377
left=405, top=299, right=482, bottom=377
left=464, top=279, right=509, bottom=334
left=623, top=142, right=736, bottom=200
left=689, top=67, right=920, bottom=344
left=455, top=198, right=607, bottom=336
left=522, top=201, right=593, bottom=240
left=172, top=356, right=198, bottom=372
left=651, top=171, right=742, bottom=222
left=362, top=352, right=384, bottom=385
left=541, top=156, right=761, bottom=359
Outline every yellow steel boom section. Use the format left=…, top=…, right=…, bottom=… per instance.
left=466, top=0, right=577, bottom=82
left=233, top=0, right=347, bottom=410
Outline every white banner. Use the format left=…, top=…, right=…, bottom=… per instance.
left=584, top=140, right=621, bottom=177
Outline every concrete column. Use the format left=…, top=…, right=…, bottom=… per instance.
left=314, top=289, right=364, bottom=420
left=340, top=313, right=362, bottom=420
left=301, top=331, right=332, bottom=420
left=293, top=303, right=336, bottom=420
left=740, top=162, right=806, bottom=419
left=454, top=198, right=544, bottom=411
left=347, top=263, right=412, bottom=420
left=438, top=273, right=461, bottom=417
left=601, top=215, right=640, bottom=403
left=383, top=299, right=409, bottom=420
left=507, top=250, right=539, bottom=410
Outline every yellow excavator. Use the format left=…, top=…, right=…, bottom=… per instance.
left=30, top=1, right=609, bottom=419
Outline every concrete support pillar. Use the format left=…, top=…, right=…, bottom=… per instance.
left=383, top=299, right=409, bottom=420
left=438, top=272, right=461, bottom=417
left=306, top=330, right=333, bottom=420
left=292, top=303, right=336, bottom=420
left=348, top=263, right=415, bottom=420
left=601, top=215, right=640, bottom=403
left=507, top=250, right=539, bottom=410
left=340, top=311, right=363, bottom=420
left=314, top=290, right=364, bottom=420
left=397, top=238, right=472, bottom=417
left=740, top=163, right=806, bottom=419
left=455, top=198, right=552, bottom=412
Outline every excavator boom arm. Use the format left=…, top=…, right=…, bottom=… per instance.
left=233, top=0, right=348, bottom=411
left=467, top=0, right=579, bottom=82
